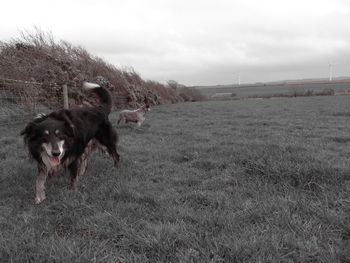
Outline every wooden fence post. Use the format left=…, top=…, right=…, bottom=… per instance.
left=62, top=84, right=69, bottom=109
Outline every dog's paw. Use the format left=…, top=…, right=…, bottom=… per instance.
left=34, top=194, right=46, bottom=204
left=69, top=181, right=78, bottom=190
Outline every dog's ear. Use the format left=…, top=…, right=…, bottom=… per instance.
left=20, top=121, right=40, bottom=145
left=20, top=122, right=35, bottom=136
left=20, top=113, right=47, bottom=136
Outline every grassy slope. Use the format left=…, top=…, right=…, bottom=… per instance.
left=1, top=96, right=350, bottom=262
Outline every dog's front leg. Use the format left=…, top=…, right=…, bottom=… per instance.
left=135, top=121, right=142, bottom=128
left=69, top=161, right=79, bottom=189
left=35, top=166, right=47, bottom=204
left=111, top=151, right=120, bottom=168
left=135, top=116, right=145, bottom=128
left=69, top=157, right=88, bottom=189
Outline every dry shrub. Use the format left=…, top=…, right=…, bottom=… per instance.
left=315, top=88, right=335, bottom=96
left=166, top=80, right=206, bottom=102
left=178, top=87, right=206, bottom=102
left=0, top=29, right=186, bottom=108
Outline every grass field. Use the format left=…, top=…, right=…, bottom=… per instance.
left=1, top=95, right=350, bottom=262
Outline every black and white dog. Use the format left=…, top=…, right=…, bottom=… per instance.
left=21, top=82, right=120, bottom=204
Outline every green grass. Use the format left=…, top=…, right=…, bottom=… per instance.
left=1, top=96, right=350, bottom=262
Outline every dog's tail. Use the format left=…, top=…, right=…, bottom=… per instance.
left=83, top=82, right=112, bottom=114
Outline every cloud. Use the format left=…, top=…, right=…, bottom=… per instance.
left=1, top=0, right=350, bottom=85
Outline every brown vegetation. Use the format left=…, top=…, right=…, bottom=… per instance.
left=0, top=29, right=204, bottom=108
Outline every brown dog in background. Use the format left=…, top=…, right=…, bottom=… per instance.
left=117, top=104, right=150, bottom=128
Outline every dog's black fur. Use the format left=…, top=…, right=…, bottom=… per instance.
left=21, top=83, right=120, bottom=204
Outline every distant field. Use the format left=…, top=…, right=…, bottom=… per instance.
left=198, top=82, right=350, bottom=98
left=1, top=96, right=350, bottom=262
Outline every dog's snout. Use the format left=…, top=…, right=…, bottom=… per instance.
left=52, top=151, right=61, bottom=157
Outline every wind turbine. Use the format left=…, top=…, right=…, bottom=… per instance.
left=329, top=62, right=336, bottom=81
left=234, top=72, right=241, bottom=86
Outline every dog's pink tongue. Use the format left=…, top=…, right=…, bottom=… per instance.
left=50, top=157, right=60, bottom=166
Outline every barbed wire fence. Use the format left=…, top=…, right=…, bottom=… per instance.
left=0, top=78, right=64, bottom=126
left=0, top=78, right=132, bottom=127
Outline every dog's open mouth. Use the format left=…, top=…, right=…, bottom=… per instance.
left=49, top=157, right=61, bottom=166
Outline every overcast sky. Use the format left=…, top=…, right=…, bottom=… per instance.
left=1, top=0, right=349, bottom=86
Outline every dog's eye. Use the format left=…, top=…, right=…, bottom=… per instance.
left=40, top=132, right=50, bottom=141
left=41, top=136, right=49, bottom=143
left=63, top=129, right=74, bottom=137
